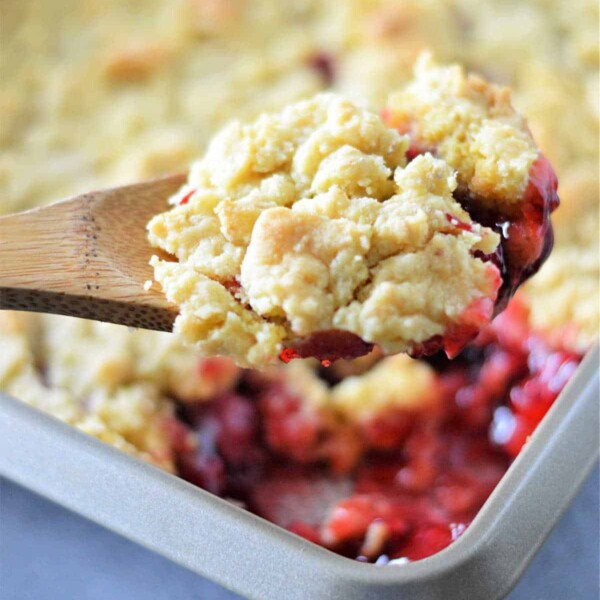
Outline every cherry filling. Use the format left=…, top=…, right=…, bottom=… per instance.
left=178, top=189, right=196, bottom=206
left=307, top=51, right=337, bottom=86
left=171, top=298, right=582, bottom=564
left=454, top=154, right=559, bottom=313
left=280, top=330, right=374, bottom=364
left=404, top=151, right=558, bottom=360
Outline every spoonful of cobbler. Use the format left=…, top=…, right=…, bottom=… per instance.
left=0, top=55, right=558, bottom=367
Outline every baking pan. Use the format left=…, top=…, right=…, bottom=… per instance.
left=0, top=345, right=598, bottom=600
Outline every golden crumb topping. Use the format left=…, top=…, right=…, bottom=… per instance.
left=149, top=92, right=502, bottom=366
left=331, top=354, right=438, bottom=420
left=40, top=315, right=240, bottom=403
left=385, top=54, right=539, bottom=211
left=0, top=311, right=229, bottom=471
left=523, top=245, right=600, bottom=352
left=275, top=354, right=438, bottom=423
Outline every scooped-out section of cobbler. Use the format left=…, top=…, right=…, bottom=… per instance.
left=147, top=56, right=559, bottom=368
left=164, top=298, right=583, bottom=563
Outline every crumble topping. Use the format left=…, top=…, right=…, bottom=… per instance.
left=150, top=258, right=287, bottom=367
left=0, top=311, right=232, bottom=471
left=40, top=315, right=240, bottom=404
left=276, top=353, right=437, bottom=423
left=331, top=354, right=439, bottom=420
left=385, top=54, right=539, bottom=211
left=149, top=90, right=505, bottom=367
left=523, top=246, right=599, bottom=352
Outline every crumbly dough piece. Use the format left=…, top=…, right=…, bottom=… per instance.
left=271, top=352, right=438, bottom=425
left=331, top=354, right=439, bottom=420
left=149, top=258, right=287, bottom=368
left=149, top=93, right=501, bottom=367
left=41, top=315, right=240, bottom=403
left=523, top=246, right=599, bottom=352
left=331, top=155, right=501, bottom=353
left=385, top=54, right=539, bottom=211
left=0, top=312, right=179, bottom=471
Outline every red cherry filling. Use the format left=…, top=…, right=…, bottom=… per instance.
left=403, top=152, right=559, bottom=361
left=170, top=297, right=582, bottom=564
left=280, top=330, right=374, bottom=364
left=178, top=189, right=196, bottom=206
left=452, top=153, right=559, bottom=312
left=445, top=212, right=474, bottom=232
left=307, top=51, right=337, bottom=86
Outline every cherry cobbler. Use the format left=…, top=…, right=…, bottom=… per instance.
left=1, top=0, right=597, bottom=569
left=147, top=56, right=559, bottom=367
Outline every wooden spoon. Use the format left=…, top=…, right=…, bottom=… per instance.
left=0, top=174, right=186, bottom=331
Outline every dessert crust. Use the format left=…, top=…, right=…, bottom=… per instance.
left=385, top=54, right=539, bottom=211
left=148, top=90, right=509, bottom=366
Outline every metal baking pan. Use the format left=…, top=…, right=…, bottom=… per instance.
left=0, top=345, right=597, bottom=600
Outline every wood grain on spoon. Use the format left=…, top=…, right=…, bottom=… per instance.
left=0, top=174, right=185, bottom=331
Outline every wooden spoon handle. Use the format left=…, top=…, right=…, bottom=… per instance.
left=0, top=176, right=183, bottom=330
left=0, top=198, right=87, bottom=295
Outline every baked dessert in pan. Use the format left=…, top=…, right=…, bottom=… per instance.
left=0, top=0, right=597, bottom=566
